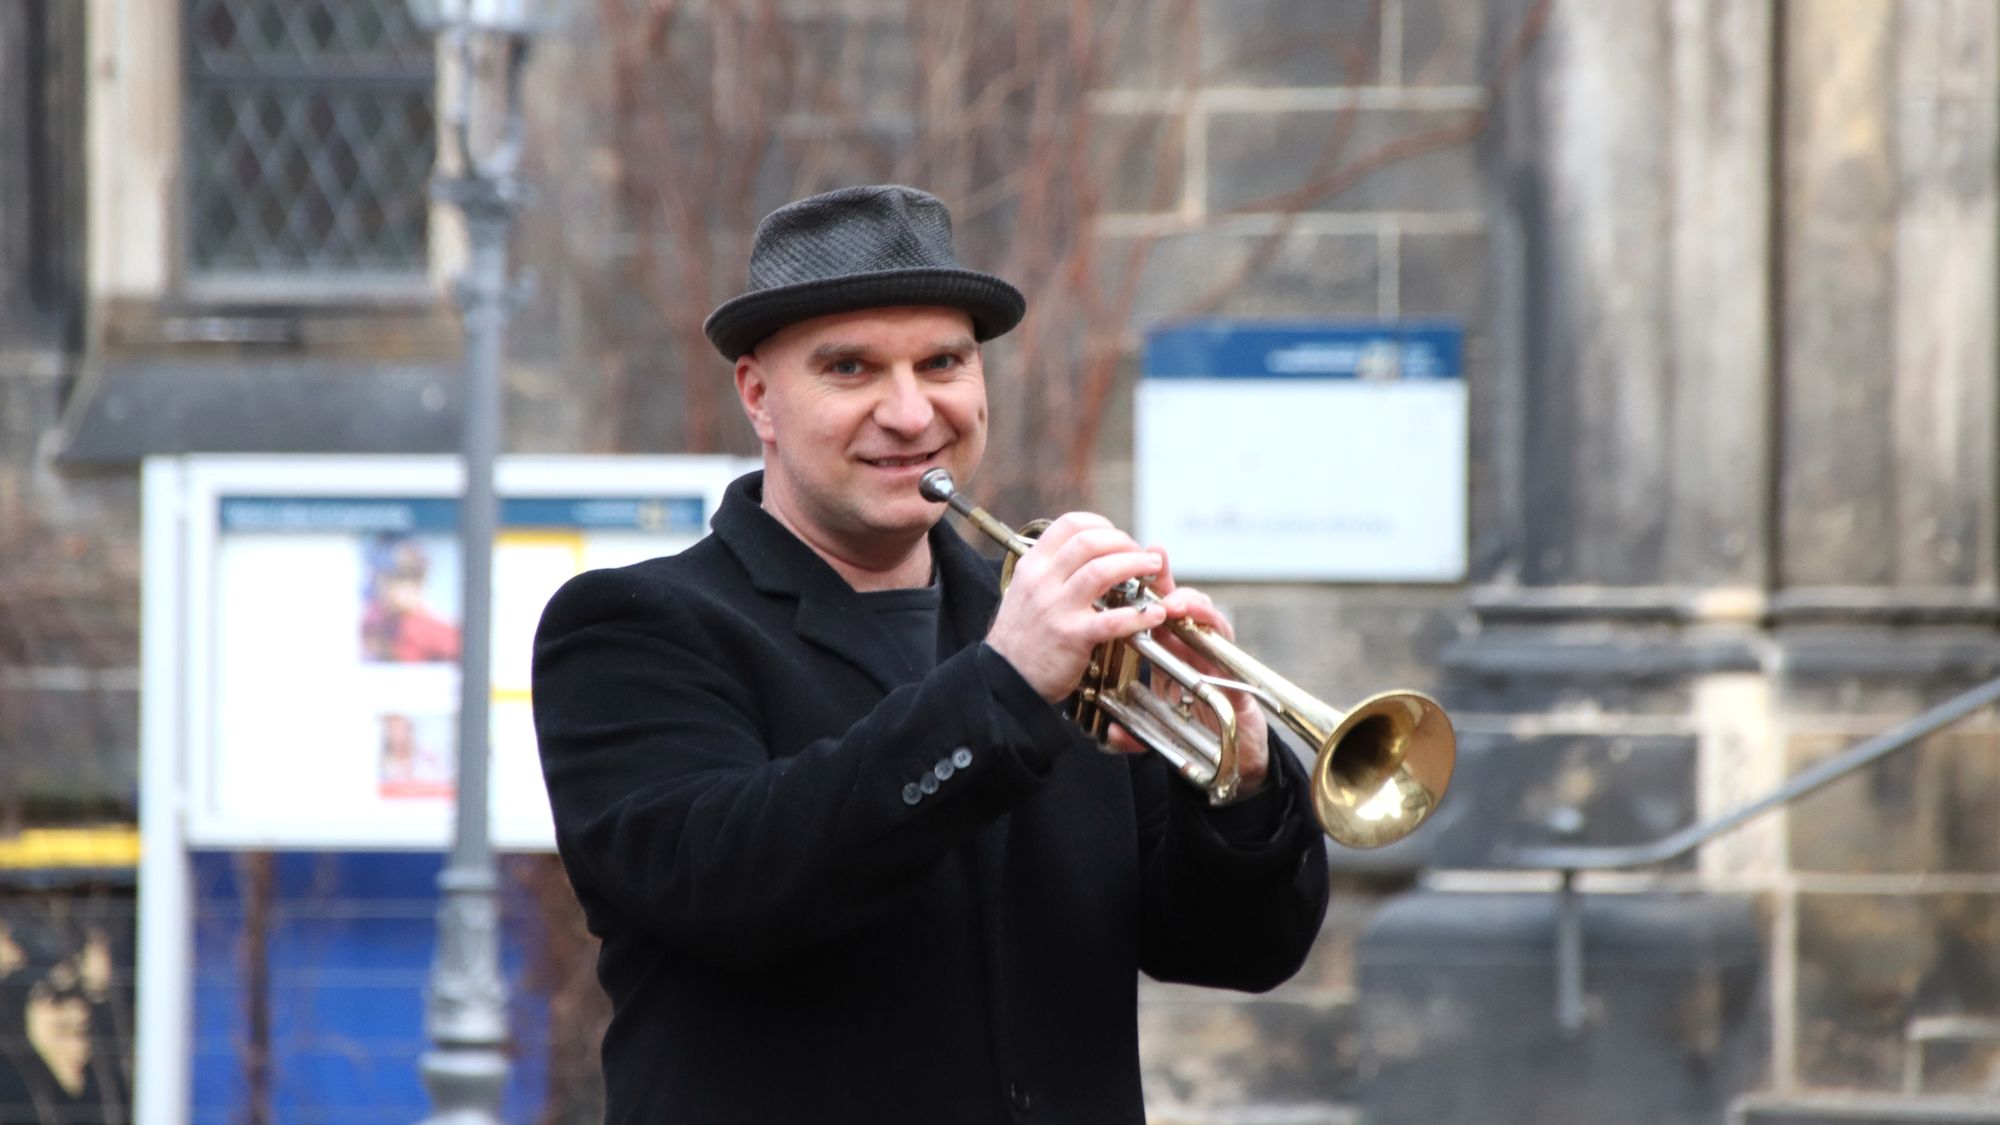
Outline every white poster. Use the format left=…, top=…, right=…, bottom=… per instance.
left=171, top=456, right=751, bottom=849
left=1136, top=379, right=1467, bottom=582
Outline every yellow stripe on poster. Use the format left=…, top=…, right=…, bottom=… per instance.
left=0, top=825, right=141, bottom=870
left=493, top=531, right=588, bottom=701
left=498, top=530, right=587, bottom=571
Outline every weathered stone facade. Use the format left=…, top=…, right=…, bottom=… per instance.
left=1417, top=1, right=2000, bottom=1123
left=8, top=0, right=2000, bottom=1121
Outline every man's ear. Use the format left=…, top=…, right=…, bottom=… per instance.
left=735, top=354, right=778, bottom=445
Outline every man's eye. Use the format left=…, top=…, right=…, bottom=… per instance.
left=923, top=354, right=963, bottom=371
left=827, top=359, right=864, bottom=376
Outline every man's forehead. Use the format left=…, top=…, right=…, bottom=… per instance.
left=764, top=305, right=977, bottom=354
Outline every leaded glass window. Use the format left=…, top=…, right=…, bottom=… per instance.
left=183, top=0, right=435, bottom=287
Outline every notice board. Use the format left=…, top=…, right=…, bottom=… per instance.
left=154, top=455, right=753, bottom=850
left=1135, top=321, right=1467, bottom=583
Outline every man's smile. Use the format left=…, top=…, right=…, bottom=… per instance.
left=860, top=449, right=942, bottom=469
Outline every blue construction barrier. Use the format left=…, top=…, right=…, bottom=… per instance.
left=188, top=851, right=553, bottom=1124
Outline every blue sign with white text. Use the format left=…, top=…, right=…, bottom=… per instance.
left=219, top=495, right=706, bottom=535
left=1143, top=320, right=1463, bottom=381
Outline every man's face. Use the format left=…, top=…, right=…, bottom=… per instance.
left=384, top=576, right=424, bottom=611
left=736, top=305, right=988, bottom=562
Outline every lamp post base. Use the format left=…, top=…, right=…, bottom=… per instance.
left=419, top=1046, right=510, bottom=1125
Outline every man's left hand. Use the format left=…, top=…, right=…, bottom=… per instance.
left=1105, top=546, right=1270, bottom=798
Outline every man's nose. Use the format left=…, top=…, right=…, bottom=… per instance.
left=874, top=370, right=936, bottom=436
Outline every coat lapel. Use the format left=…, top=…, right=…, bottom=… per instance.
left=931, top=510, right=1003, bottom=645
left=791, top=594, right=907, bottom=694
left=712, top=471, right=975, bottom=695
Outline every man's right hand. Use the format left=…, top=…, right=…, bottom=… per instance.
left=984, top=513, right=1168, bottom=703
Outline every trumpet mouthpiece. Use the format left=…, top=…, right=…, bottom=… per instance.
left=918, top=469, right=957, bottom=504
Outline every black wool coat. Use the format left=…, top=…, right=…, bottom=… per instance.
left=532, top=472, right=1331, bottom=1124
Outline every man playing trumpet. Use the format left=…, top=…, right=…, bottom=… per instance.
left=532, top=184, right=1330, bottom=1123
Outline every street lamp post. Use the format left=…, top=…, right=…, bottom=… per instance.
left=402, top=2, right=562, bottom=1121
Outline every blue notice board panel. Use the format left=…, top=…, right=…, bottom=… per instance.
left=1144, top=320, right=1462, bottom=381
left=1136, top=321, right=1467, bottom=583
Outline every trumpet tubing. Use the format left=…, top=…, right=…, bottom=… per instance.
left=918, top=469, right=1455, bottom=848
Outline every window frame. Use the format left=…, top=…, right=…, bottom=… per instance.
left=176, top=0, right=440, bottom=305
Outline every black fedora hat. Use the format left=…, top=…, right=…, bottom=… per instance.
left=703, top=185, right=1027, bottom=360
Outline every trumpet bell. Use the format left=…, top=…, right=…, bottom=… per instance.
left=1312, top=691, right=1455, bottom=849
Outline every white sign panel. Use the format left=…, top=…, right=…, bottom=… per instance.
left=1135, top=325, right=1467, bottom=582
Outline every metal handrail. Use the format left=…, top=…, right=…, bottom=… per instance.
left=1493, top=673, right=2000, bottom=1033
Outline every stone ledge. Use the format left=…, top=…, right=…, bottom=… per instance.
left=1146, top=1105, right=1358, bottom=1125
left=1732, top=1092, right=2000, bottom=1124
left=57, top=356, right=461, bottom=462
left=1461, top=587, right=2000, bottom=630
left=1441, top=632, right=1751, bottom=718
left=1443, top=635, right=1766, bottom=678
left=1140, top=991, right=1359, bottom=1110
left=1466, top=584, right=1767, bottom=626
left=1908, top=1015, right=2000, bottom=1096
left=1774, top=590, right=2000, bottom=628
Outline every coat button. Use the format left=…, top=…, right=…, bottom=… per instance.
left=952, top=747, right=973, bottom=769
left=919, top=773, right=940, bottom=795
left=1008, top=1082, right=1033, bottom=1113
left=901, top=783, right=922, bottom=806
left=933, top=759, right=955, bottom=781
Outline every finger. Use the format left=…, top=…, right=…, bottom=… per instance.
left=1066, top=550, right=1164, bottom=603
left=1024, top=511, right=1115, bottom=556
left=1156, top=586, right=1212, bottom=620
left=1046, top=526, right=1148, bottom=581
left=1005, top=516, right=1114, bottom=588
left=1077, top=602, right=1167, bottom=645
left=1160, top=587, right=1236, bottom=640
left=1016, top=526, right=1143, bottom=591
left=1148, top=544, right=1176, bottom=595
left=1104, top=724, right=1147, bottom=755
left=1146, top=622, right=1240, bottom=688
left=1203, top=607, right=1238, bottom=643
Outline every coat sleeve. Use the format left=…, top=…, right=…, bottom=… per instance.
left=532, top=566, right=1060, bottom=970
left=1130, top=735, right=1333, bottom=992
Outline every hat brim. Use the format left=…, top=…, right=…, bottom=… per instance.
left=703, top=267, right=1027, bottom=360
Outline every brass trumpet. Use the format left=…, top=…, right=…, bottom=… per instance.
left=919, top=469, right=1454, bottom=849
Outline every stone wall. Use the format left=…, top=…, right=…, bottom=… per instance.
left=0, top=0, right=136, bottom=829
left=1417, top=1, right=2000, bottom=1121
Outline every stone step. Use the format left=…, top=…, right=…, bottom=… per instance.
left=1140, top=987, right=1359, bottom=1110
left=1906, top=1017, right=2000, bottom=1095
left=1145, top=1103, right=1358, bottom=1125
left=1733, top=1092, right=2000, bottom=1125
left=1910, top=1017, right=2000, bottom=1044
